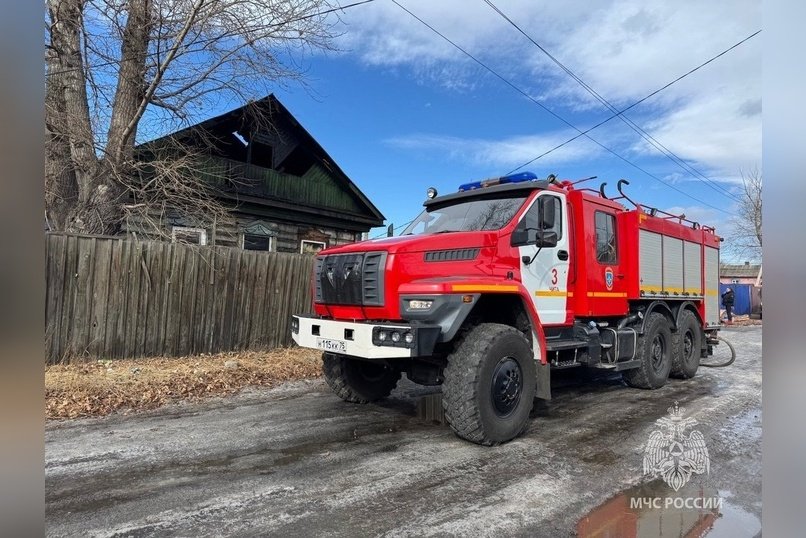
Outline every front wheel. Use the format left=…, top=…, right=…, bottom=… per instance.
left=322, top=353, right=401, bottom=403
left=442, top=323, right=536, bottom=446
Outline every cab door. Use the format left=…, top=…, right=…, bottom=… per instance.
left=512, top=192, right=570, bottom=325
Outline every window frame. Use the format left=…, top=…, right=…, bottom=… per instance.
left=300, top=239, right=327, bottom=254
left=240, top=232, right=275, bottom=252
left=171, top=226, right=208, bottom=246
left=593, top=210, right=618, bottom=265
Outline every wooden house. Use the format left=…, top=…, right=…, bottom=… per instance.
left=127, top=95, right=385, bottom=254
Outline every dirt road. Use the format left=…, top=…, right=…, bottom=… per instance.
left=46, top=326, right=762, bottom=537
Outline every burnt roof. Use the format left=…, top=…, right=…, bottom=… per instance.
left=139, top=94, right=384, bottom=225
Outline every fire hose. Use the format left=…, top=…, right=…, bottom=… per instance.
left=700, top=335, right=736, bottom=367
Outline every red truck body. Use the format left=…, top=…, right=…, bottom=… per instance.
left=292, top=173, right=723, bottom=445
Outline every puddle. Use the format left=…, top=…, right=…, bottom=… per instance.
left=577, top=480, right=760, bottom=537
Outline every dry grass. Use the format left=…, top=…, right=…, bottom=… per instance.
left=46, top=348, right=322, bottom=420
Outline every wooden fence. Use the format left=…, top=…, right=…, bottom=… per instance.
left=45, top=233, right=315, bottom=363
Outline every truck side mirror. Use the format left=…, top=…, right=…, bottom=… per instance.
left=511, top=228, right=542, bottom=246
left=536, top=230, right=558, bottom=248
left=511, top=228, right=530, bottom=246
left=511, top=229, right=557, bottom=247
left=540, top=197, right=556, bottom=229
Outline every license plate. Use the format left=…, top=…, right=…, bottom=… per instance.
left=316, top=338, right=347, bottom=353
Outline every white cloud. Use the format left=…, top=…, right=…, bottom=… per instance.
left=385, top=130, right=604, bottom=169
left=335, top=0, right=761, bottom=177
left=636, top=91, right=762, bottom=176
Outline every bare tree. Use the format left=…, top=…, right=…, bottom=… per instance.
left=725, top=167, right=762, bottom=260
left=45, top=0, right=339, bottom=235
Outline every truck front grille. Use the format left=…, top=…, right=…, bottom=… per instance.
left=318, top=252, right=386, bottom=306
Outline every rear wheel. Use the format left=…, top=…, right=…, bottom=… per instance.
left=322, top=353, right=401, bottom=403
left=442, top=323, right=536, bottom=446
left=623, top=312, right=672, bottom=389
left=671, top=309, right=702, bottom=379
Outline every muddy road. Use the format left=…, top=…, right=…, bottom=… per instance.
left=46, top=326, right=762, bottom=537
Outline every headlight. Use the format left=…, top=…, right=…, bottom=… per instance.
left=373, top=326, right=416, bottom=348
left=408, top=299, right=433, bottom=310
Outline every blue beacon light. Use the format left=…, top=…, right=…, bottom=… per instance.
left=457, top=171, right=538, bottom=192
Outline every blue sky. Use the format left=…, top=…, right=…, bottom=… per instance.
left=271, top=0, right=761, bottom=241
left=145, top=0, right=763, bottom=244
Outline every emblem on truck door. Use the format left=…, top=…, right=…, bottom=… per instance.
left=605, top=267, right=614, bottom=290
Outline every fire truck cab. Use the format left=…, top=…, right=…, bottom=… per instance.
left=291, top=172, right=722, bottom=445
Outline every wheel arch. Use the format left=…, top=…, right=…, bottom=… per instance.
left=638, top=300, right=676, bottom=334
left=458, top=292, right=547, bottom=365
left=672, top=301, right=704, bottom=329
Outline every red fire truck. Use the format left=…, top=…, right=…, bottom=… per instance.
left=291, top=172, right=724, bottom=445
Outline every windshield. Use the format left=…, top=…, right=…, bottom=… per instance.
left=402, top=195, right=528, bottom=235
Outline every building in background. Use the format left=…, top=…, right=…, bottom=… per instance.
left=719, top=262, right=761, bottom=285
left=719, top=262, right=762, bottom=318
left=128, top=95, right=385, bottom=254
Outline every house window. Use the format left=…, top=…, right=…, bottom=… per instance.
left=594, top=211, right=617, bottom=264
left=300, top=240, right=326, bottom=254
left=172, top=226, right=207, bottom=245
left=242, top=233, right=275, bottom=252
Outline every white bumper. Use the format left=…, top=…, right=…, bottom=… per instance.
left=291, top=316, right=414, bottom=359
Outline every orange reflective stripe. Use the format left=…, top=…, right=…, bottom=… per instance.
left=450, top=284, right=520, bottom=293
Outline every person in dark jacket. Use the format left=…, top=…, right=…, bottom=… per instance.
left=722, top=287, right=735, bottom=323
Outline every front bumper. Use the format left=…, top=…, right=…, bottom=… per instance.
left=291, top=315, right=440, bottom=359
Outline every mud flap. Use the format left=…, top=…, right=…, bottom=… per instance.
left=536, top=361, right=551, bottom=400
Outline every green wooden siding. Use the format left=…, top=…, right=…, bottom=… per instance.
left=196, top=156, right=364, bottom=214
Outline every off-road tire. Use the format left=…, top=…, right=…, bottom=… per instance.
left=322, top=353, right=401, bottom=403
left=442, top=323, right=536, bottom=446
left=671, top=309, right=702, bottom=379
left=623, top=312, right=672, bottom=389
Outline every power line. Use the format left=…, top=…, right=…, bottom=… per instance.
left=46, top=0, right=378, bottom=78
left=505, top=28, right=761, bottom=176
left=481, top=0, right=748, bottom=203
left=392, top=0, right=753, bottom=214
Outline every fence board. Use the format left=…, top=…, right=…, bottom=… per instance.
left=46, top=234, right=68, bottom=362
left=111, top=240, right=130, bottom=358
left=71, top=238, right=96, bottom=358
left=250, top=254, right=269, bottom=347
left=144, top=241, right=163, bottom=356
left=89, top=238, right=112, bottom=357
left=127, top=241, right=144, bottom=357
left=57, top=235, right=80, bottom=362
